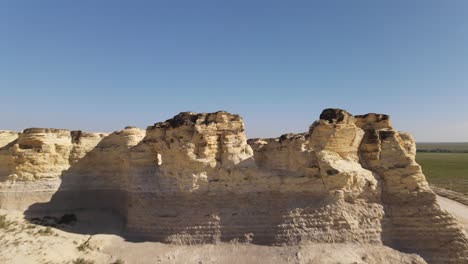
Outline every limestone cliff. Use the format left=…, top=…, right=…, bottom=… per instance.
left=0, top=109, right=467, bottom=264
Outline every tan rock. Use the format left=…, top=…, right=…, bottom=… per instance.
left=356, top=113, right=468, bottom=263
left=0, top=131, right=18, bottom=180
left=0, top=109, right=466, bottom=264
left=0, top=130, right=18, bottom=148
left=142, top=111, right=254, bottom=193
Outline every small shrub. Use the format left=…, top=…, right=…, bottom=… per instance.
left=112, top=259, right=125, bottom=264
left=77, top=243, right=87, bottom=251
left=36, top=227, right=54, bottom=236
left=77, top=241, right=91, bottom=252
left=0, top=215, right=11, bottom=229
left=72, top=258, right=95, bottom=264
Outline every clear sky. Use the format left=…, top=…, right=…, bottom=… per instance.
left=1, top=1, right=467, bottom=142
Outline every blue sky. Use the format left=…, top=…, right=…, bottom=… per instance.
left=1, top=1, right=467, bottom=141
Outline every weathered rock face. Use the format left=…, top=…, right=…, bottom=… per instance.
left=0, top=109, right=467, bottom=263
left=0, top=131, right=18, bottom=179
left=142, top=111, right=255, bottom=194
left=355, top=114, right=468, bottom=264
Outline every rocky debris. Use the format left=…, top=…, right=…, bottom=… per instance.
left=0, top=109, right=467, bottom=264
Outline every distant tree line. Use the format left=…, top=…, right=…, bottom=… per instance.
left=417, top=149, right=468, bottom=153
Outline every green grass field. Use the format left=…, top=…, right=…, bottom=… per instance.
left=416, top=152, right=468, bottom=195
left=417, top=142, right=468, bottom=153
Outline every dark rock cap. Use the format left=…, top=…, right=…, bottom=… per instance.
left=149, top=111, right=238, bottom=129
left=354, top=113, right=389, bottom=121
left=22, top=128, right=70, bottom=134
left=319, top=108, right=353, bottom=123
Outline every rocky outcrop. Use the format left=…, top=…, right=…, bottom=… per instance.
left=0, top=131, right=18, bottom=180
left=355, top=113, right=468, bottom=263
left=125, top=111, right=385, bottom=245
left=0, top=109, right=467, bottom=263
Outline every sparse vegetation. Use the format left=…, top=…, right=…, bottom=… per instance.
left=77, top=240, right=92, bottom=252
left=77, top=243, right=88, bottom=251
left=72, top=258, right=95, bottom=264
left=111, top=259, right=125, bottom=264
left=0, top=215, right=19, bottom=232
left=36, top=226, right=54, bottom=236
left=0, top=215, right=12, bottom=229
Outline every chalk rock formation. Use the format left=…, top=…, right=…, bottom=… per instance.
left=0, top=109, right=467, bottom=264
left=356, top=113, right=468, bottom=263
left=0, top=131, right=18, bottom=179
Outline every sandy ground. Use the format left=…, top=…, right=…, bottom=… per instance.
left=14, top=195, right=468, bottom=264
left=0, top=218, right=427, bottom=264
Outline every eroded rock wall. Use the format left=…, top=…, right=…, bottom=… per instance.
left=0, top=127, right=144, bottom=211
left=0, top=131, right=18, bottom=179
left=356, top=113, right=468, bottom=263
left=0, top=109, right=467, bottom=263
left=125, top=111, right=384, bottom=245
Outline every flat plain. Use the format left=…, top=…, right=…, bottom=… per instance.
left=417, top=142, right=468, bottom=153
left=416, top=142, right=468, bottom=195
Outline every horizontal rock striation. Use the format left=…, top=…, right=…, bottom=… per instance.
left=356, top=113, right=468, bottom=263
left=0, top=109, right=467, bottom=263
